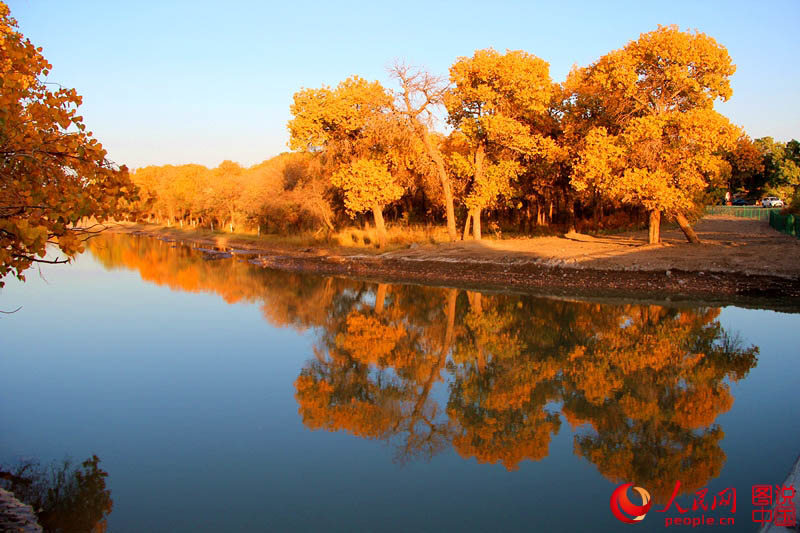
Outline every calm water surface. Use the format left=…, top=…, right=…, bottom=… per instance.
left=1, top=234, right=799, bottom=532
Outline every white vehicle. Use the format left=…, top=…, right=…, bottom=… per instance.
left=762, top=197, right=784, bottom=208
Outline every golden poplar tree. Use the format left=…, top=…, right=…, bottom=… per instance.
left=288, top=76, right=406, bottom=246
left=445, top=49, right=559, bottom=239
left=330, top=159, right=403, bottom=246
left=569, top=26, right=739, bottom=244
left=389, top=63, right=458, bottom=241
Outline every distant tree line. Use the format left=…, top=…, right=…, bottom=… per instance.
left=726, top=137, right=800, bottom=204
left=128, top=154, right=332, bottom=235
left=127, top=25, right=797, bottom=246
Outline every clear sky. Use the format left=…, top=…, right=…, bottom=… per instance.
left=7, top=0, right=800, bottom=169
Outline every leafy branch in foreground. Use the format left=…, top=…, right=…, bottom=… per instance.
left=0, top=2, right=135, bottom=286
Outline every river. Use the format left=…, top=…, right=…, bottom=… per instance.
left=1, top=233, right=798, bottom=532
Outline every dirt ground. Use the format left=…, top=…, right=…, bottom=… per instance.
left=379, top=215, right=800, bottom=279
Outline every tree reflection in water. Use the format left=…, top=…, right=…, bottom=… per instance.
left=88, top=233, right=759, bottom=504
left=1, top=455, right=112, bottom=532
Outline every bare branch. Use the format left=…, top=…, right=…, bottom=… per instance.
left=11, top=254, right=70, bottom=265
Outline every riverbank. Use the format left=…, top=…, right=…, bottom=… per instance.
left=0, top=488, right=41, bottom=532
left=108, top=215, right=800, bottom=311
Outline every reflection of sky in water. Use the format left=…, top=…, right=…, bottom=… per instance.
left=0, top=236, right=798, bottom=533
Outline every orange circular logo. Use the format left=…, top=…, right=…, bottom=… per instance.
left=610, top=482, right=652, bottom=523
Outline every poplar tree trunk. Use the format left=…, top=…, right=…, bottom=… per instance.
left=375, top=283, right=387, bottom=314
left=472, top=144, right=485, bottom=240
left=523, top=204, right=531, bottom=233
left=463, top=211, right=472, bottom=240
left=648, top=210, right=661, bottom=244
left=675, top=213, right=701, bottom=244
left=593, top=192, right=601, bottom=227
left=467, top=291, right=485, bottom=372
left=403, top=288, right=459, bottom=449
left=421, top=132, right=457, bottom=241
left=444, top=288, right=456, bottom=352
left=564, top=189, right=576, bottom=233
left=372, top=204, right=386, bottom=248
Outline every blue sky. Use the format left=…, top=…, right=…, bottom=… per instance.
left=7, top=0, right=800, bottom=169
